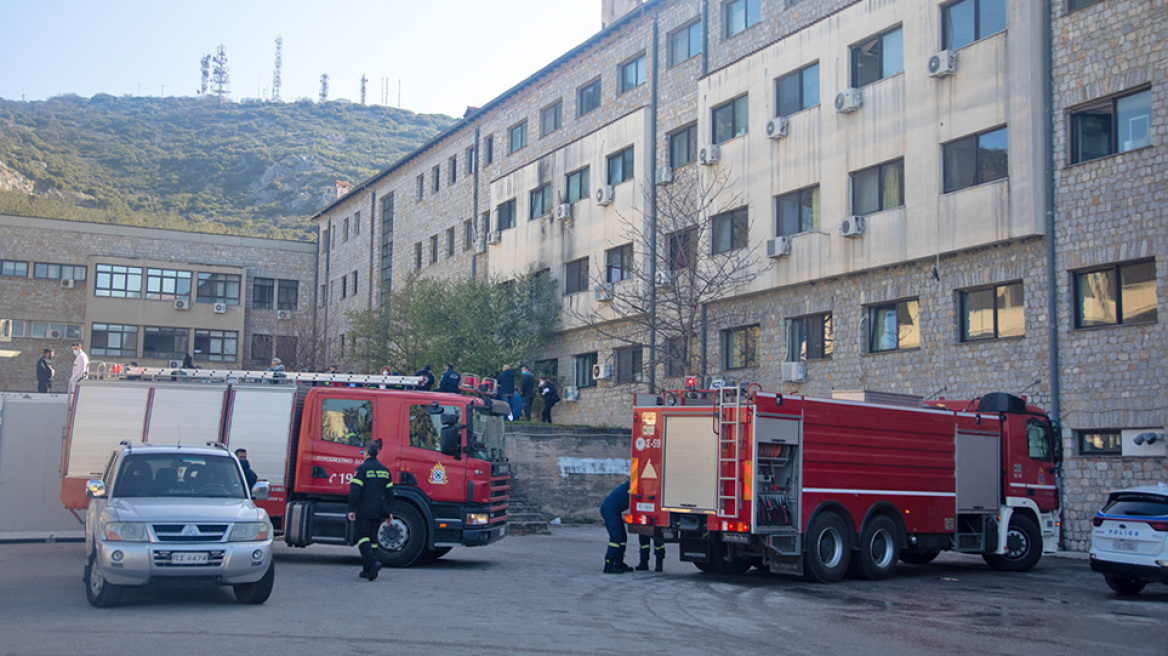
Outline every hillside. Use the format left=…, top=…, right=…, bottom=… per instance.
left=0, top=95, right=455, bottom=240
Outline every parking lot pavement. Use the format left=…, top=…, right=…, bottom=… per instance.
left=0, top=525, right=1164, bottom=656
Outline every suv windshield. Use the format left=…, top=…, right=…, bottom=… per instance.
left=114, top=453, right=246, bottom=499
left=1102, top=493, right=1168, bottom=517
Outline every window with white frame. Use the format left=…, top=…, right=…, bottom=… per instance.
left=94, top=264, right=143, bottom=298
left=193, top=329, right=238, bottom=363
left=29, top=321, right=82, bottom=340
left=147, top=268, right=192, bottom=302
left=90, top=323, right=138, bottom=357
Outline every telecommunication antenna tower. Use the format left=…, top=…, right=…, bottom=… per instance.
left=319, top=73, right=330, bottom=103
left=272, top=36, right=283, bottom=102
left=360, top=74, right=368, bottom=105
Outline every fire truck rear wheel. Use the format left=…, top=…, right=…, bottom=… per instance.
left=375, top=504, right=427, bottom=567
left=982, top=514, right=1042, bottom=572
left=803, top=512, right=852, bottom=583
left=850, top=515, right=901, bottom=580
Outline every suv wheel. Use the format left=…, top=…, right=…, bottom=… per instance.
left=1103, top=573, right=1146, bottom=596
left=85, top=552, right=124, bottom=608
left=233, top=562, right=275, bottom=604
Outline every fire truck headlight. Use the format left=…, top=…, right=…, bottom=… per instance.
left=103, top=522, right=149, bottom=542
left=465, top=513, right=489, bottom=526
left=228, top=521, right=271, bottom=542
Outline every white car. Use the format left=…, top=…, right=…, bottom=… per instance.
left=1089, top=482, right=1168, bottom=595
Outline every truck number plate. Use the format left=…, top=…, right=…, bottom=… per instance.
left=1113, top=539, right=1137, bottom=552
left=171, top=552, right=209, bottom=564
left=636, top=503, right=655, bottom=513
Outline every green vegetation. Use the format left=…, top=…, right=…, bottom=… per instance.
left=0, top=94, right=454, bottom=240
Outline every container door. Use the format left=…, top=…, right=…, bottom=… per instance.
left=65, top=384, right=150, bottom=479
left=661, top=414, right=718, bottom=513
left=146, top=386, right=227, bottom=444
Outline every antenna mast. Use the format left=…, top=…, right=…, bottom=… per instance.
left=272, top=36, right=283, bottom=102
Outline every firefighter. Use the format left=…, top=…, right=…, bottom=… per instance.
left=599, top=480, right=633, bottom=573
left=636, top=533, right=665, bottom=572
left=347, top=441, right=394, bottom=581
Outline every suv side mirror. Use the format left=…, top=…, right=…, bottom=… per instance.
left=251, top=480, right=271, bottom=501
left=86, top=479, right=107, bottom=499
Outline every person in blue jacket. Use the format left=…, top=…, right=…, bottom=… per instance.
left=600, top=480, right=633, bottom=573
left=437, top=363, right=462, bottom=392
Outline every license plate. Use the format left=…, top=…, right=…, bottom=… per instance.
left=1113, top=540, right=1137, bottom=552
left=636, top=502, right=655, bottom=513
left=171, top=552, right=209, bottom=564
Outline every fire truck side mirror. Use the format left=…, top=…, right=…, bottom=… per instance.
left=440, top=425, right=464, bottom=459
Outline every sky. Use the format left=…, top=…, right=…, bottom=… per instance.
left=0, top=0, right=604, bottom=117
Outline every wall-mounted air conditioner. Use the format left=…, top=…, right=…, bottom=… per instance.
left=60, top=278, right=76, bottom=289
left=766, top=116, right=789, bottom=139
left=834, top=88, right=862, bottom=114
left=656, top=165, right=674, bottom=185
left=595, top=185, right=615, bottom=206
left=592, top=363, right=612, bottom=380
left=840, top=215, right=867, bottom=238
left=928, top=50, right=957, bottom=78
left=699, top=144, right=720, bottom=165
left=766, top=236, right=792, bottom=259
left=167, top=360, right=182, bottom=368
left=174, top=299, right=190, bottom=310
left=277, top=310, right=292, bottom=320
left=595, top=283, right=614, bottom=302
left=48, top=329, right=63, bottom=339
left=654, top=270, right=673, bottom=287
left=486, top=230, right=502, bottom=245
left=554, top=203, right=572, bottom=220
left=563, top=385, right=581, bottom=401
left=781, top=361, right=807, bottom=383
left=213, top=302, right=228, bottom=314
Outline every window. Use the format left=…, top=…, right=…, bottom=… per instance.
left=415, top=242, right=423, bottom=270
left=193, top=329, right=238, bottom=363
left=1078, top=430, right=1121, bottom=456
left=942, top=0, right=1006, bottom=51
left=615, top=346, right=643, bottom=384
left=711, top=207, right=748, bottom=254
left=1067, top=0, right=1104, bottom=10
left=535, top=358, right=559, bottom=381
left=509, top=121, right=528, bottom=154
left=463, top=219, right=474, bottom=251
left=724, top=0, right=760, bottom=38
left=788, top=313, right=833, bottom=361
left=29, top=321, right=81, bottom=339
left=574, top=353, right=598, bottom=388
left=432, top=165, right=441, bottom=193
left=143, top=326, right=188, bottom=360
left=668, top=228, right=697, bottom=270
left=351, top=270, right=358, bottom=296
left=4, top=320, right=24, bottom=338
left=143, top=268, right=191, bottom=302
left=712, top=95, right=749, bottom=144
left=323, top=227, right=330, bottom=251
left=196, top=272, right=241, bottom=305
left=277, top=280, right=299, bottom=311
left=465, top=146, right=475, bottom=174
left=1, top=260, right=28, bottom=277
left=607, top=146, right=635, bottom=185
left=343, top=217, right=350, bottom=242
left=1026, top=418, right=1052, bottom=461
left=605, top=244, right=634, bottom=283
left=251, top=334, right=273, bottom=364
left=541, top=101, right=563, bottom=136
left=578, top=79, right=602, bottom=117
left=484, top=135, right=494, bottom=164
left=668, top=20, right=702, bottom=67
left=1074, top=260, right=1157, bottom=328
left=529, top=184, right=551, bottom=220
left=621, top=54, right=647, bottom=93
left=252, top=278, right=275, bottom=309
left=775, top=62, right=819, bottom=118
left=340, top=274, right=348, bottom=300
left=354, top=211, right=360, bottom=236
left=943, top=126, right=1008, bottom=193
left=381, top=193, right=395, bottom=283
left=409, top=404, right=460, bottom=452
left=447, top=227, right=456, bottom=256
left=566, top=167, right=591, bottom=203
left=565, top=258, right=590, bottom=295
left=449, top=156, right=457, bottom=184
left=852, top=26, right=904, bottom=88
left=33, top=263, right=86, bottom=280
left=1070, top=88, right=1152, bottom=164
left=868, top=299, right=920, bottom=352
left=851, top=159, right=904, bottom=215
left=669, top=123, right=698, bottom=168
left=276, top=335, right=297, bottom=367
left=416, top=174, right=425, bottom=200
left=94, top=264, right=143, bottom=298
left=321, top=398, right=373, bottom=448
left=430, top=235, right=439, bottom=264
left=775, top=186, right=819, bottom=236
left=665, top=334, right=700, bottom=377
left=319, top=284, right=326, bottom=305
left=497, top=199, right=517, bottom=231
left=722, top=324, right=760, bottom=369
left=90, top=323, right=138, bottom=358
left=960, top=282, right=1024, bottom=341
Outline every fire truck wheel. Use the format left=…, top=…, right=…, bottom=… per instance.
left=375, top=504, right=427, bottom=567
left=850, top=515, right=901, bottom=580
left=898, top=549, right=940, bottom=565
left=233, top=562, right=275, bottom=605
left=85, top=552, right=124, bottom=608
left=420, top=546, right=453, bottom=561
left=983, top=514, right=1042, bottom=572
left=803, top=512, right=852, bottom=583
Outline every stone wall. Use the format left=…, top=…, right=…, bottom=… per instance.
left=508, top=424, right=631, bottom=521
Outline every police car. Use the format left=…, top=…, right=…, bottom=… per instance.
left=1089, top=482, right=1168, bottom=595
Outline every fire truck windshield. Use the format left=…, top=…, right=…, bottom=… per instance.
left=469, top=410, right=506, bottom=462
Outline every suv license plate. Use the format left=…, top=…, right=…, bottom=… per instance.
left=171, top=552, right=209, bottom=564
left=1113, top=539, right=1137, bottom=552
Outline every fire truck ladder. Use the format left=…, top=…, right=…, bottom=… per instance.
left=715, top=386, right=745, bottom=518
left=85, top=363, right=425, bottom=388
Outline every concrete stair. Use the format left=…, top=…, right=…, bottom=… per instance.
left=506, top=478, right=550, bottom=535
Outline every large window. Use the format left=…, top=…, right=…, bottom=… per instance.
left=578, top=79, right=602, bottom=117
left=29, top=321, right=82, bottom=340
left=34, top=262, right=86, bottom=281
left=143, top=326, right=188, bottom=361
left=668, top=20, right=702, bottom=67
left=711, top=207, right=748, bottom=254
left=321, top=398, right=372, bottom=448
left=960, top=282, right=1024, bottom=341
left=607, top=146, right=635, bottom=185
left=408, top=404, right=460, bottom=452
left=1070, top=88, right=1152, bottom=164
left=788, top=313, right=833, bottom=361
left=252, top=277, right=275, bottom=309
left=775, top=63, right=819, bottom=118
left=94, top=264, right=143, bottom=299
left=605, top=244, right=634, bottom=283
left=193, top=329, right=238, bottom=363
left=868, top=299, right=920, bottom=352
left=775, top=186, right=819, bottom=236
left=851, top=159, right=904, bottom=215
left=530, top=185, right=551, bottom=220
left=943, top=126, right=1008, bottom=193
left=277, top=280, right=299, bottom=311
left=712, top=95, right=749, bottom=144
left=615, top=346, right=643, bottom=384
left=722, top=324, right=760, bottom=369
left=573, top=352, right=598, bottom=388
left=497, top=199, right=517, bottom=231
left=0, top=260, right=28, bottom=277
left=1067, top=0, right=1104, bottom=10
left=508, top=121, right=528, bottom=154
left=724, top=0, right=760, bottom=38
left=1074, top=260, right=1157, bottom=328
left=91, top=323, right=138, bottom=358
left=1078, top=430, right=1121, bottom=456
left=541, top=101, right=563, bottom=136
left=566, top=167, right=590, bottom=203
left=381, top=193, right=395, bottom=284
left=668, top=228, right=697, bottom=271
left=669, top=123, right=698, bottom=169
left=196, top=272, right=241, bottom=305
left=942, top=0, right=1006, bottom=50
left=565, top=258, right=590, bottom=295
left=621, top=54, right=647, bottom=93
left=852, top=26, right=904, bottom=88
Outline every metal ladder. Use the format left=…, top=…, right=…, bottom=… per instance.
left=715, top=386, right=745, bottom=518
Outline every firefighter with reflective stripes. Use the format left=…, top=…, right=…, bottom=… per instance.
left=600, top=480, right=633, bottom=573
left=347, top=441, right=394, bottom=581
left=637, top=534, right=665, bottom=572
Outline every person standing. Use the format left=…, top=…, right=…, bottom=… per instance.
left=182, top=353, right=194, bottom=368
left=637, top=533, right=665, bottom=572
left=539, top=376, right=560, bottom=423
left=36, top=348, right=54, bottom=393
left=600, top=480, right=633, bottom=573
left=235, top=448, right=259, bottom=490
left=347, top=441, right=394, bottom=581
left=496, top=365, right=519, bottom=420
left=438, top=363, right=461, bottom=393
left=68, top=342, right=88, bottom=395
left=520, top=365, right=536, bottom=421
left=414, top=364, right=435, bottom=391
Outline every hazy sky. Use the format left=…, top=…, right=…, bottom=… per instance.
left=0, top=0, right=604, bottom=117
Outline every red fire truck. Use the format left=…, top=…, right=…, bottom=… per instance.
left=625, top=386, right=1061, bottom=582
left=60, top=368, right=512, bottom=567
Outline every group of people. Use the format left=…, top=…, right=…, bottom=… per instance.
left=34, top=342, right=89, bottom=395
left=495, top=364, right=560, bottom=423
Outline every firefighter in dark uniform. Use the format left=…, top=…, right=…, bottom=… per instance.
left=347, top=441, right=394, bottom=581
left=600, top=480, right=634, bottom=573
left=637, top=533, right=665, bottom=572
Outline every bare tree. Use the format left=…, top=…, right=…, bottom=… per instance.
left=199, top=54, right=211, bottom=96
left=210, top=45, right=230, bottom=104
left=568, top=165, right=769, bottom=389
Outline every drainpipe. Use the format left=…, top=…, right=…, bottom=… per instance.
left=648, top=17, right=660, bottom=392
left=1041, top=0, right=1064, bottom=545
left=472, top=127, right=481, bottom=281
left=323, top=219, right=331, bottom=366
left=311, top=229, right=320, bottom=370
left=368, top=191, right=376, bottom=309
left=698, top=0, right=710, bottom=380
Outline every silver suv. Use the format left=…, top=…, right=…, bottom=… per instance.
left=84, top=443, right=275, bottom=607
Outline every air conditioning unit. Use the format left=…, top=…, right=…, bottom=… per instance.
left=766, top=236, right=792, bottom=259
left=60, top=278, right=76, bottom=289
left=595, top=283, right=614, bottom=302
left=174, top=299, right=190, bottom=310
left=766, top=116, right=789, bottom=139
left=277, top=310, right=292, bottom=320
left=654, top=270, right=673, bottom=287
left=656, top=165, right=674, bottom=185
left=486, top=230, right=502, bottom=245
left=563, top=385, right=581, bottom=402
left=840, top=215, right=867, bottom=238
left=554, top=203, right=572, bottom=221
left=834, top=88, right=862, bottom=114
left=213, top=302, right=228, bottom=314
left=592, top=363, right=612, bottom=380
left=781, top=361, right=807, bottom=383
left=698, top=144, right=720, bottom=166
left=928, top=50, right=957, bottom=78
left=48, top=329, right=63, bottom=339
left=167, top=360, right=182, bottom=369
left=595, top=185, right=615, bottom=206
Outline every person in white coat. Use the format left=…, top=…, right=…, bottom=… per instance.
left=68, top=342, right=89, bottom=395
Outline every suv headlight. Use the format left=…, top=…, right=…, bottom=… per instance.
left=103, top=522, right=149, bottom=542
left=228, top=521, right=271, bottom=542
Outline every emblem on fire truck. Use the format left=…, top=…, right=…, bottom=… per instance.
left=429, top=462, right=448, bottom=485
